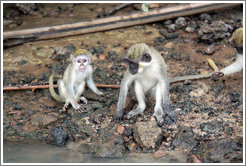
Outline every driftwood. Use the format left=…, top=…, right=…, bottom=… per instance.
left=3, top=84, right=120, bottom=91
left=3, top=3, right=241, bottom=47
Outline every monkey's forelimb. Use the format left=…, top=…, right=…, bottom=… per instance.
left=49, top=74, right=64, bottom=102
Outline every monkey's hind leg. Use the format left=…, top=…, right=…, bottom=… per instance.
left=127, top=82, right=146, bottom=119
left=153, top=84, right=165, bottom=126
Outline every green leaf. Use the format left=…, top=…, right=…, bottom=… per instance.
left=142, top=3, right=149, bottom=12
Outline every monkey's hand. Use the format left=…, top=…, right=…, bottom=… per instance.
left=211, top=71, right=224, bottom=80
left=114, top=110, right=123, bottom=122
left=72, top=102, right=85, bottom=113
left=127, top=108, right=144, bottom=119
left=77, top=96, right=88, bottom=104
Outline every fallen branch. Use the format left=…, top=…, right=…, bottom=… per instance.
left=3, top=3, right=241, bottom=47
left=3, top=84, right=120, bottom=91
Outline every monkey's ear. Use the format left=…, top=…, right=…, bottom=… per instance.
left=70, top=54, right=75, bottom=62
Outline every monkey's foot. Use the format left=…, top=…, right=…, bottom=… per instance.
left=166, top=109, right=177, bottom=124
left=77, top=97, right=87, bottom=104
left=164, top=115, right=176, bottom=125
left=211, top=71, right=224, bottom=80
left=127, top=108, right=144, bottom=119
left=153, top=111, right=165, bottom=127
left=62, top=103, right=70, bottom=112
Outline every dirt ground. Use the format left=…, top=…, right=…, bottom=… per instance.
left=2, top=3, right=244, bottom=163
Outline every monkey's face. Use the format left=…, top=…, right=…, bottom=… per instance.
left=126, top=53, right=152, bottom=75
left=71, top=54, right=91, bottom=72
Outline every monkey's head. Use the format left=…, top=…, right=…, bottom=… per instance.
left=124, top=43, right=152, bottom=75
left=229, top=27, right=243, bottom=54
left=70, top=49, right=92, bottom=72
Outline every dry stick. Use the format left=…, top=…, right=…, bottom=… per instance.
left=3, top=84, right=120, bottom=91
left=107, top=3, right=133, bottom=16
left=4, top=3, right=241, bottom=42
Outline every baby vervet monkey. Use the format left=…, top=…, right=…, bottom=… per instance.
left=49, top=49, right=104, bottom=113
left=213, top=27, right=243, bottom=77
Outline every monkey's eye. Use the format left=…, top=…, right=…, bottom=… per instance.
left=142, top=53, right=151, bottom=62
left=82, top=59, right=87, bottom=63
left=77, top=60, right=81, bottom=63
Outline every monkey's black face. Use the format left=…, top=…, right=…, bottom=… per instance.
left=129, top=61, right=139, bottom=75
left=141, top=53, right=152, bottom=62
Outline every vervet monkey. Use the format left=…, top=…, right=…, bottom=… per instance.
left=114, top=43, right=230, bottom=126
left=115, top=43, right=177, bottom=126
left=49, top=49, right=104, bottom=113
left=213, top=27, right=243, bottom=77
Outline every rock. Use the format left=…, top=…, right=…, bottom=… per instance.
left=196, top=138, right=241, bottom=162
left=198, top=21, right=231, bottom=43
left=116, top=125, right=125, bottom=135
left=48, top=126, right=69, bottom=146
left=42, top=112, right=59, bottom=126
left=90, top=109, right=105, bottom=124
left=127, top=141, right=138, bottom=152
left=185, top=27, right=195, bottom=33
left=15, top=3, right=39, bottom=14
left=145, top=30, right=152, bottom=35
left=189, top=88, right=206, bottom=97
left=90, top=46, right=104, bottom=56
left=163, top=19, right=173, bottom=26
left=171, top=126, right=198, bottom=151
left=159, top=29, right=179, bottom=39
left=94, top=124, right=126, bottom=157
left=199, top=119, right=224, bottom=135
left=167, top=24, right=176, bottom=32
left=53, top=44, right=76, bottom=60
left=229, top=91, right=240, bottom=103
left=108, top=104, right=117, bottom=116
left=200, top=13, right=211, bottom=21
left=175, top=17, right=187, bottom=29
left=95, top=134, right=126, bottom=157
left=164, top=42, right=173, bottom=49
left=133, top=117, right=163, bottom=151
left=205, top=44, right=215, bottom=55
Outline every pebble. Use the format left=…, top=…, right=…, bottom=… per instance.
left=205, top=44, right=215, bottom=55
left=175, top=17, right=187, bottom=29
left=200, top=13, right=211, bottom=21
left=185, top=27, right=195, bottom=33
left=116, top=125, right=125, bottom=135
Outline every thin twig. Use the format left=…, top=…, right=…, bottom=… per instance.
left=107, top=3, right=133, bottom=16
left=3, top=84, right=120, bottom=91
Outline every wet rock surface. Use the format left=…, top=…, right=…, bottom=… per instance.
left=3, top=3, right=243, bottom=163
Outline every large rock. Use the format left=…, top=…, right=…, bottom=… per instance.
left=94, top=123, right=126, bottom=157
left=133, top=117, right=163, bottom=151
left=195, top=138, right=242, bottom=163
left=171, top=126, right=198, bottom=152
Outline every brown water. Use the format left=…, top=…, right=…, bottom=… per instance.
left=3, top=141, right=187, bottom=163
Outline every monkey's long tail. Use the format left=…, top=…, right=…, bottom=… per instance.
left=49, top=74, right=64, bottom=102
left=169, top=72, right=213, bottom=84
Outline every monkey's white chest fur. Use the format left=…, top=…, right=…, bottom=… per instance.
left=135, top=65, right=159, bottom=93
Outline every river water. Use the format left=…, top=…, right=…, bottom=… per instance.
left=3, top=141, right=187, bottom=163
